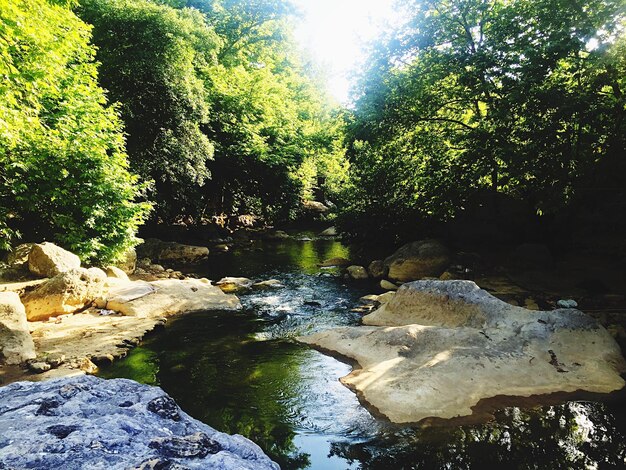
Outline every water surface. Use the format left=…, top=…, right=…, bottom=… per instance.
left=101, top=236, right=626, bottom=469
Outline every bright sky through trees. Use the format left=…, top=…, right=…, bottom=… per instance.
left=293, top=0, right=397, bottom=104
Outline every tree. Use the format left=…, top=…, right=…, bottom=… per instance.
left=0, top=0, right=149, bottom=262
left=341, top=0, right=626, bottom=239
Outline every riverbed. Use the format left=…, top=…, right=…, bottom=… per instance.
left=100, top=236, right=626, bottom=469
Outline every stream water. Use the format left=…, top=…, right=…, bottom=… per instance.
left=100, top=236, right=626, bottom=469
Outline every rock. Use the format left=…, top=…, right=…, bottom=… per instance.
left=214, top=244, right=230, bottom=253
left=557, top=299, right=579, bottom=309
left=252, top=279, right=285, bottom=290
left=383, top=239, right=451, bottom=282
left=45, top=353, right=66, bottom=368
left=377, top=291, right=395, bottom=306
left=0, top=375, right=279, bottom=469
left=298, top=237, right=313, bottom=242
left=216, top=277, right=254, bottom=293
left=439, top=271, right=455, bottom=280
left=347, top=265, right=369, bottom=280
left=21, top=268, right=106, bottom=321
left=28, top=242, right=81, bottom=278
left=105, top=266, right=129, bottom=281
left=380, top=279, right=399, bottom=291
left=367, top=260, right=387, bottom=279
left=114, top=247, right=137, bottom=275
left=149, top=264, right=165, bottom=273
left=299, top=280, right=626, bottom=423
left=103, top=279, right=241, bottom=316
left=510, top=243, right=553, bottom=270
left=6, top=243, right=35, bottom=270
left=303, top=200, right=329, bottom=214
left=318, top=226, right=338, bottom=237
left=27, top=361, right=51, bottom=373
left=360, top=294, right=380, bottom=304
left=137, top=239, right=209, bottom=265
left=0, top=292, right=36, bottom=364
left=319, top=257, right=351, bottom=268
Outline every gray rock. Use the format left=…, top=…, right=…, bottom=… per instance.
left=383, top=239, right=451, bottom=282
left=252, top=279, right=285, bottom=290
left=28, top=242, right=81, bottom=278
left=0, top=375, right=279, bottom=469
left=215, top=277, right=254, bottom=293
left=0, top=292, right=36, bottom=364
left=318, top=226, right=338, bottom=237
left=27, top=361, right=52, bottom=373
left=557, top=299, right=579, bottom=309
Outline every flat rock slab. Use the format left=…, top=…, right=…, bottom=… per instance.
left=299, top=280, right=626, bottom=423
left=0, top=375, right=278, bottom=469
left=104, top=279, right=242, bottom=317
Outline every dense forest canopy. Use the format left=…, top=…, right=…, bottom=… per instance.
left=339, top=0, right=626, bottom=242
left=0, top=0, right=624, bottom=261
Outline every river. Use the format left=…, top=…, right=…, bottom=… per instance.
left=100, top=235, right=626, bottom=469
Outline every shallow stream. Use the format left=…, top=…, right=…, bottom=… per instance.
left=101, top=236, right=626, bottom=469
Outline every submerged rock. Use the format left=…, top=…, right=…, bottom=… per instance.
left=0, top=375, right=278, bottom=469
left=28, top=242, right=81, bottom=278
left=0, top=292, right=36, bottom=364
left=252, top=279, right=285, bottom=290
left=137, top=239, right=209, bottom=265
left=383, top=239, right=450, bottom=282
left=299, top=280, right=626, bottom=423
left=319, top=257, right=351, bottom=268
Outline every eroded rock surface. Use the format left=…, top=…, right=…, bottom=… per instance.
left=299, top=280, right=626, bottom=423
left=28, top=242, right=81, bottom=278
left=21, top=268, right=106, bottom=321
left=383, top=239, right=450, bottom=282
left=0, top=375, right=278, bottom=470
left=0, top=292, right=36, bottom=364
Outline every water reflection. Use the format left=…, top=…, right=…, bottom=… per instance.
left=100, top=237, right=626, bottom=469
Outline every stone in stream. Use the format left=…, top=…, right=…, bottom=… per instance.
left=383, top=239, right=451, bottom=282
left=299, top=280, right=626, bottom=423
left=380, top=279, right=399, bottom=291
left=367, top=260, right=387, bottom=279
left=0, top=375, right=279, bottom=469
left=216, top=277, right=254, bottom=293
left=347, top=265, right=369, bottom=280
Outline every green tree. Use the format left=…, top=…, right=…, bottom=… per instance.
left=0, top=0, right=149, bottom=262
left=341, top=0, right=626, bottom=239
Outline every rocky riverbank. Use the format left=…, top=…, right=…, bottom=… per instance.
left=0, top=241, right=241, bottom=384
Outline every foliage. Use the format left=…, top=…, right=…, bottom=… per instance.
left=340, top=0, right=626, bottom=238
left=0, top=0, right=149, bottom=261
left=78, top=0, right=221, bottom=220
left=79, top=0, right=348, bottom=224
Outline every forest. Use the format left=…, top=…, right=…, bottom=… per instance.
left=1, top=0, right=624, bottom=261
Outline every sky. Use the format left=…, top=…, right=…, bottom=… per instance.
left=292, top=0, right=397, bottom=105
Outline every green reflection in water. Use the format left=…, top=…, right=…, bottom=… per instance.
left=100, top=238, right=626, bottom=470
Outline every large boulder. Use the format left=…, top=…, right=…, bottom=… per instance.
left=0, top=292, right=36, bottom=364
left=383, top=239, right=450, bottom=282
left=101, top=279, right=241, bottom=317
left=21, top=268, right=106, bottom=321
left=28, top=242, right=81, bottom=278
left=0, top=375, right=278, bottom=470
left=137, top=239, right=209, bottom=265
left=299, top=280, right=626, bottom=423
